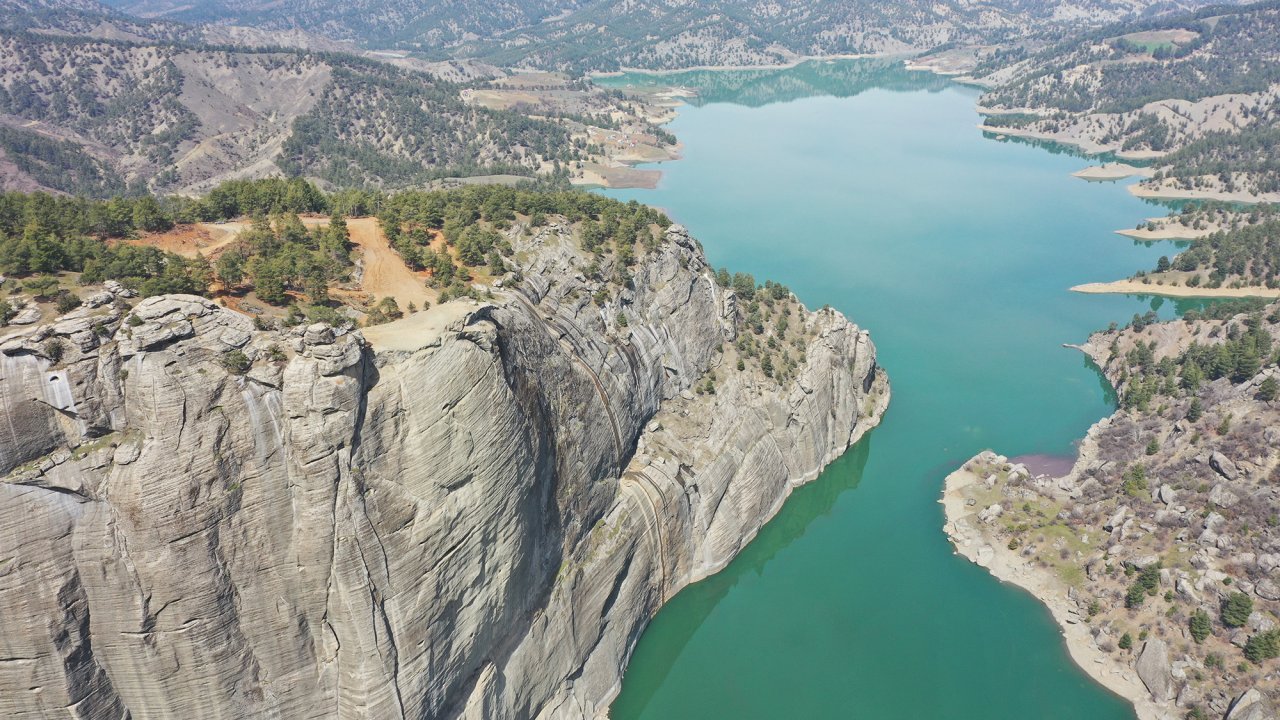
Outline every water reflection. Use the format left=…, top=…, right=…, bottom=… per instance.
left=596, top=58, right=953, bottom=108
left=612, top=435, right=873, bottom=716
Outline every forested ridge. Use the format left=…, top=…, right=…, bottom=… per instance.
left=0, top=28, right=580, bottom=197
left=0, top=176, right=816, bottom=388
left=975, top=0, right=1280, bottom=257
left=0, top=178, right=672, bottom=325
left=982, top=2, right=1280, bottom=114
left=101, top=0, right=1228, bottom=73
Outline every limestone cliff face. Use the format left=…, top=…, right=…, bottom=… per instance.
left=0, top=225, right=887, bottom=719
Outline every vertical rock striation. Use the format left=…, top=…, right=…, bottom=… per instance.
left=0, top=225, right=887, bottom=719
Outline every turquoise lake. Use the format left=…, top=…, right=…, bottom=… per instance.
left=596, top=60, right=1211, bottom=719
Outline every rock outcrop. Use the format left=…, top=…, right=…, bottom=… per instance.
left=1136, top=639, right=1173, bottom=703
left=0, top=224, right=887, bottom=719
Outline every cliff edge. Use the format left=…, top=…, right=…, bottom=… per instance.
left=0, top=223, right=887, bottom=719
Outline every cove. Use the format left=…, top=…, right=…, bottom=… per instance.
left=596, top=60, right=1199, bottom=718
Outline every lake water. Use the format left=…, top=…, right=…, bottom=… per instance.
left=596, top=60, right=1204, bottom=719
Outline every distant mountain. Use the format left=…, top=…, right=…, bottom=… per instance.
left=101, top=0, right=586, bottom=49
left=100, top=0, right=1244, bottom=72
left=2, top=0, right=355, bottom=51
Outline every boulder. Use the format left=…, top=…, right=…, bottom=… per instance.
left=978, top=504, right=1003, bottom=524
left=1136, top=639, right=1174, bottom=702
left=1227, top=689, right=1277, bottom=720
left=1104, top=506, right=1129, bottom=532
left=1260, top=554, right=1280, bottom=575
left=9, top=304, right=41, bottom=325
left=1209, top=484, right=1241, bottom=508
left=1256, top=579, right=1280, bottom=601
left=1210, top=451, right=1240, bottom=481
left=1176, top=576, right=1201, bottom=603
left=1205, top=512, right=1227, bottom=532
left=1248, top=612, right=1277, bottom=633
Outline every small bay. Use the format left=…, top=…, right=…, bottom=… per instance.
left=597, top=60, right=1200, bottom=719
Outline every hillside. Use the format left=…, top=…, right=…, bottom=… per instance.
left=102, top=0, right=1240, bottom=72
left=3, top=0, right=354, bottom=51
left=0, top=30, right=590, bottom=196
left=0, top=0, right=693, bottom=197
left=973, top=1, right=1280, bottom=201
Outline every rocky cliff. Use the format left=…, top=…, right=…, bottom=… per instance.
left=0, top=224, right=887, bottom=718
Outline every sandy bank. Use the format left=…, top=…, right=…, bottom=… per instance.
left=1128, top=183, right=1280, bottom=204
left=1073, top=163, right=1155, bottom=181
left=941, top=461, right=1172, bottom=720
left=1071, top=280, right=1280, bottom=298
left=977, top=124, right=1114, bottom=156
left=1114, top=221, right=1214, bottom=241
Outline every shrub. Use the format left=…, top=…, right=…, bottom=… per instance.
left=1119, top=633, right=1133, bottom=650
left=1244, top=630, right=1280, bottom=664
left=1186, top=398, right=1203, bottom=421
left=220, top=350, right=251, bottom=375
left=1222, top=592, right=1253, bottom=628
left=365, top=297, right=403, bottom=325
left=1125, top=563, right=1161, bottom=609
left=54, top=290, right=81, bottom=314
left=1190, top=609, right=1211, bottom=643
left=306, top=304, right=345, bottom=326
left=43, top=338, right=65, bottom=364
left=1121, top=464, right=1149, bottom=499
left=1259, top=377, right=1279, bottom=402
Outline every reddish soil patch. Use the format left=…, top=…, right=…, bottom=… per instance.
left=130, top=223, right=246, bottom=260
left=346, top=218, right=435, bottom=309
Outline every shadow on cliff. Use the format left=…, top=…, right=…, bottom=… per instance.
left=610, top=433, right=875, bottom=717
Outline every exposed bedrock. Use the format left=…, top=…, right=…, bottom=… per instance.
left=0, top=225, right=887, bottom=719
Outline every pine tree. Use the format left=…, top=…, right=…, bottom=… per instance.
left=1186, top=398, right=1203, bottom=422
left=1190, top=609, right=1212, bottom=643
left=1260, top=376, right=1279, bottom=402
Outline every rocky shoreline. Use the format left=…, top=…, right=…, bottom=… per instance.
left=943, top=306, right=1280, bottom=720
left=942, top=454, right=1177, bottom=720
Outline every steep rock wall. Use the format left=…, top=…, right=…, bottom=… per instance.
left=0, top=225, right=887, bottom=719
